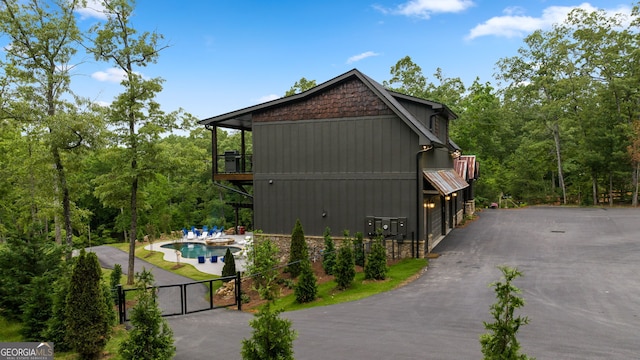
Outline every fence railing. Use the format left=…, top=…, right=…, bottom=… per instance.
left=115, top=272, right=242, bottom=324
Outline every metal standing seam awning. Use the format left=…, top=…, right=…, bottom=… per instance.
left=423, top=169, right=469, bottom=196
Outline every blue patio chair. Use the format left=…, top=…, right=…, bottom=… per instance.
left=195, top=229, right=201, bottom=237
left=211, top=225, right=219, bottom=233
left=210, top=255, right=218, bottom=263
left=198, top=256, right=205, bottom=263
left=202, top=225, right=208, bottom=233
left=219, top=226, right=225, bottom=234
left=182, top=228, right=188, bottom=237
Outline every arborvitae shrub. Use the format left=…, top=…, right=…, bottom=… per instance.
left=120, top=269, right=175, bottom=360
left=479, top=266, right=534, bottom=360
left=241, top=302, right=297, bottom=360
left=110, top=263, right=122, bottom=304
left=334, top=235, right=355, bottom=290
left=222, top=247, right=237, bottom=281
left=295, top=260, right=318, bottom=303
left=65, top=250, right=110, bottom=359
left=322, top=227, right=336, bottom=275
left=287, top=219, right=308, bottom=278
left=364, top=238, right=388, bottom=280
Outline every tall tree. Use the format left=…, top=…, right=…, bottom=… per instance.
left=88, top=0, right=173, bottom=284
left=285, top=77, right=316, bottom=96
left=568, top=7, right=640, bottom=206
left=0, top=0, right=90, bottom=249
left=497, top=26, right=583, bottom=205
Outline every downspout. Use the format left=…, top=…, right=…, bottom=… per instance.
left=416, top=145, right=433, bottom=258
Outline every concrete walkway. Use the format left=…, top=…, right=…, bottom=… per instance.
left=93, top=208, right=640, bottom=359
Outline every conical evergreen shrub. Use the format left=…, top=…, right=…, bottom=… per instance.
left=364, top=238, right=388, bottom=280
left=287, top=219, right=308, bottom=278
left=334, top=235, right=355, bottom=290
left=120, top=269, right=175, bottom=360
left=322, top=227, right=336, bottom=275
left=222, top=247, right=237, bottom=281
left=295, top=260, right=318, bottom=303
left=241, top=302, right=297, bottom=360
left=65, top=250, right=110, bottom=359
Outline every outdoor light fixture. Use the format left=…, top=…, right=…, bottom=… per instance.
left=423, top=202, right=428, bottom=208
left=450, top=150, right=461, bottom=158
left=268, top=179, right=273, bottom=184
left=453, top=192, right=457, bottom=197
left=322, top=209, right=327, bottom=217
left=445, top=195, right=451, bottom=201
left=429, top=203, right=435, bottom=209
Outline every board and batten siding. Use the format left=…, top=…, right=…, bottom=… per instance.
left=252, top=114, right=420, bottom=237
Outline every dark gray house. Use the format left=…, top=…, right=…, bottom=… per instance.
left=199, top=69, right=477, bottom=257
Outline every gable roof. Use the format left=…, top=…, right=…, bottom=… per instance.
left=198, top=68, right=457, bottom=147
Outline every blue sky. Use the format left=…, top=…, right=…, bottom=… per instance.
left=71, top=0, right=634, bottom=121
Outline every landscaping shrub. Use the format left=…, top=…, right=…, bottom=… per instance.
left=287, top=219, right=308, bottom=278
left=241, top=302, right=297, bottom=360
left=321, top=227, right=336, bottom=275
left=246, top=234, right=280, bottom=301
left=364, top=238, right=388, bottom=281
left=120, top=269, right=175, bottom=360
left=334, top=233, right=355, bottom=290
left=110, top=263, right=122, bottom=305
left=222, top=247, right=237, bottom=281
left=65, top=250, right=111, bottom=359
left=480, top=266, right=534, bottom=360
left=295, top=260, right=317, bottom=303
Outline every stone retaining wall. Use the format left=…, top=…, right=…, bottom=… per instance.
left=257, top=233, right=426, bottom=265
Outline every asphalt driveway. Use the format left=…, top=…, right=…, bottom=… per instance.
left=126, top=207, right=640, bottom=359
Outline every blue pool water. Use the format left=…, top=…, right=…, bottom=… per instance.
left=161, top=242, right=241, bottom=259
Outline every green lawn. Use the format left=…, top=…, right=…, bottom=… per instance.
left=0, top=316, right=23, bottom=342
left=274, top=258, right=427, bottom=311
left=110, top=242, right=216, bottom=282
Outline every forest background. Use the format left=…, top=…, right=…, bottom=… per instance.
left=1, top=0, right=639, bottom=252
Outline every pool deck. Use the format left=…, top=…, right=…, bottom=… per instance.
left=145, top=232, right=252, bottom=276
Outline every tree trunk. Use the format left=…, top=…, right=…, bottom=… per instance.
left=609, top=173, right=614, bottom=207
left=632, top=161, right=639, bottom=207
left=552, top=122, right=567, bottom=204
left=52, top=146, right=73, bottom=258
left=592, top=174, right=598, bottom=206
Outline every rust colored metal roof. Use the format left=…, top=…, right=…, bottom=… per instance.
left=454, top=155, right=479, bottom=180
left=423, top=169, right=469, bottom=195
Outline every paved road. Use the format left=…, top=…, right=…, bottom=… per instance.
left=88, top=246, right=211, bottom=317
left=98, top=207, right=640, bottom=359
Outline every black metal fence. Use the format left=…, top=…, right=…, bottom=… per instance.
left=115, top=272, right=242, bottom=324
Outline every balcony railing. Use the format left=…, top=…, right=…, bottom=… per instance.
left=215, top=150, right=253, bottom=174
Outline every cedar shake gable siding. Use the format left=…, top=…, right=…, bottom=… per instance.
left=254, top=78, right=394, bottom=123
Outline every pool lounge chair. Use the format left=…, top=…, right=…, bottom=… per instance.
left=198, top=256, right=205, bottom=263
left=210, top=255, right=218, bottom=263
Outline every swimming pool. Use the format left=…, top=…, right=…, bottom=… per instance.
left=161, top=242, right=241, bottom=259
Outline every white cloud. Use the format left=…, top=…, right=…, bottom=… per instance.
left=75, top=0, right=107, bottom=20
left=91, top=68, right=127, bottom=83
left=256, top=94, right=280, bottom=103
left=346, top=51, right=380, bottom=64
left=375, top=0, right=475, bottom=19
left=466, top=2, right=632, bottom=40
